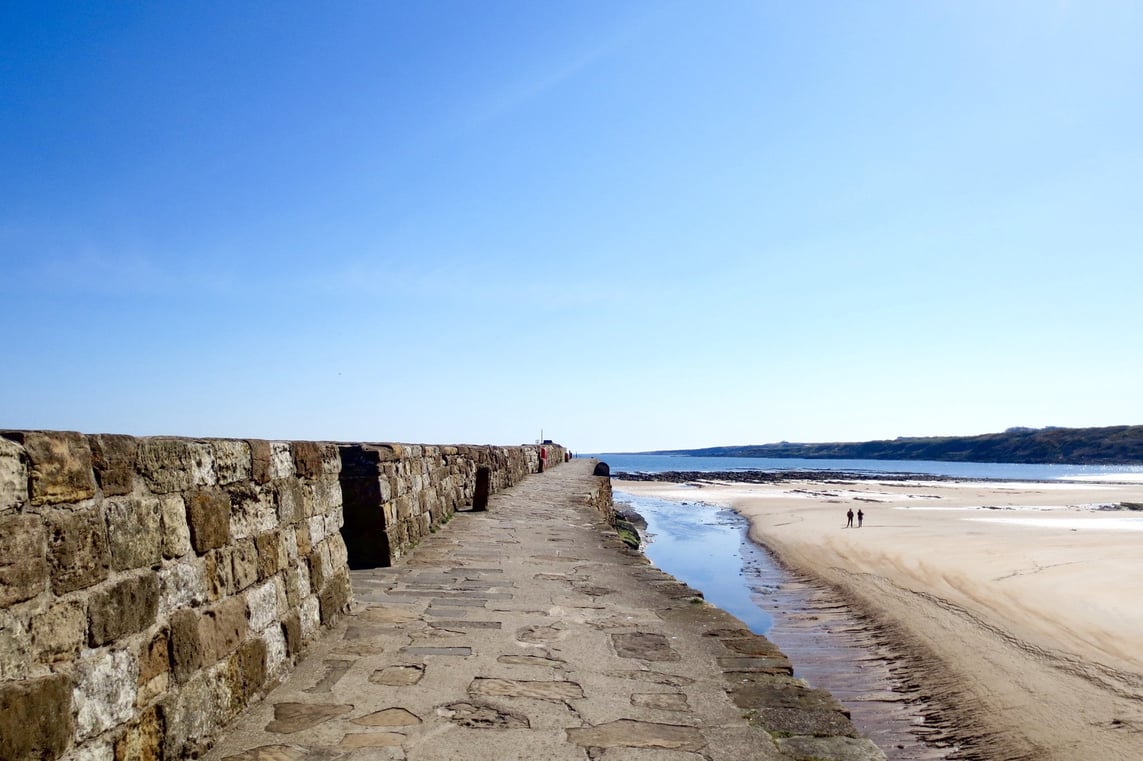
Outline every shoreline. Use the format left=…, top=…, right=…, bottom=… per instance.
left=615, top=474, right=1143, bottom=761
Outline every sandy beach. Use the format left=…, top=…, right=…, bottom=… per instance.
left=616, top=476, right=1143, bottom=760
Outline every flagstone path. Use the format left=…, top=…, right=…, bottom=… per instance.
left=202, top=459, right=884, bottom=761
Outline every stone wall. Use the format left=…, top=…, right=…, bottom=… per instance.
left=0, top=431, right=562, bottom=761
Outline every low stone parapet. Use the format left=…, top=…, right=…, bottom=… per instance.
left=0, top=430, right=562, bottom=761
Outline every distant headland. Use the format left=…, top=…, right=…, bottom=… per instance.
left=644, top=425, right=1143, bottom=465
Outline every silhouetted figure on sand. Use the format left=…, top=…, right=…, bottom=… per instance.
left=857, top=509, right=864, bottom=527
left=846, top=508, right=854, bottom=528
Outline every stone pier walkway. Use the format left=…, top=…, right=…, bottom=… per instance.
left=203, top=459, right=884, bottom=761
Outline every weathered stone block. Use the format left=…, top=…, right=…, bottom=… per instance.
left=295, top=523, right=312, bottom=558
left=88, top=572, right=160, bottom=646
left=64, top=739, right=115, bottom=761
left=199, top=596, right=247, bottom=664
left=228, top=637, right=267, bottom=704
left=169, top=609, right=203, bottom=683
left=299, top=596, right=320, bottom=643
left=88, top=433, right=136, bottom=497
left=247, top=439, right=273, bottom=484
left=255, top=531, right=286, bottom=579
left=160, top=663, right=231, bottom=759
left=230, top=538, right=260, bottom=592
left=307, top=514, right=328, bottom=545
left=274, top=479, right=305, bottom=523
left=105, top=497, right=163, bottom=571
left=269, top=442, right=294, bottom=480
left=0, top=436, right=28, bottom=511
left=0, top=673, right=73, bottom=760
left=318, top=571, right=351, bottom=624
left=0, top=514, right=48, bottom=605
left=291, top=440, right=326, bottom=480
left=307, top=548, right=328, bottom=591
left=114, top=705, right=164, bottom=761
left=0, top=609, right=32, bottom=680
left=281, top=612, right=302, bottom=658
left=229, top=484, right=277, bottom=540
left=137, top=628, right=170, bottom=703
left=210, top=439, right=252, bottom=485
left=262, top=619, right=288, bottom=678
left=159, top=494, right=192, bottom=559
left=45, top=506, right=110, bottom=594
left=246, top=579, right=280, bottom=632
left=30, top=599, right=86, bottom=663
left=137, top=439, right=214, bottom=494
left=11, top=430, right=97, bottom=506
left=158, top=560, right=207, bottom=616
left=74, top=648, right=139, bottom=741
left=185, top=488, right=230, bottom=553
left=204, top=550, right=233, bottom=600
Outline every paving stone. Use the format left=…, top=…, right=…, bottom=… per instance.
left=264, top=702, right=352, bottom=734
left=304, top=659, right=353, bottom=693
left=369, top=665, right=425, bottom=686
left=497, top=654, right=569, bottom=668
left=400, top=646, right=472, bottom=656
left=440, top=701, right=530, bottom=729
left=468, top=677, right=584, bottom=702
left=350, top=708, right=422, bottom=727
left=612, top=632, right=681, bottom=661
left=775, top=735, right=888, bottom=761
left=567, top=720, right=707, bottom=752
left=632, top=692, right=691, bottom=711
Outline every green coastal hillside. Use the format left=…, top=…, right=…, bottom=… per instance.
left=651, top=426, right=1143, bottom=465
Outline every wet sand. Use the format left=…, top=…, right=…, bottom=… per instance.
left=615, top=476, right=1143, bottom=760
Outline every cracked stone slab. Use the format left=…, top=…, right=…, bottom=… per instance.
left=605, top=671, right=695, bottom=687
left=401, top=646, right=472, bottom=656
left=265, top=703, right=353, bottom=734
left=566, top=720, right=706, bottom=752
left=468, top=677, right=585, bottom=702
left=352, top=708, right=421, bottom=727
left=428, top=620, right=501, bottom=629
left=631, top=693, right=690, bottom=711
left=717, top=656, right=793, bottom=674
left=305, top=660, right=353, bottom=693
left=358, top=606, right=421, bottom=625
left=612, top=632, right=681, bottom=661
left=497, top=654, right=568, bottom=668
left=516, top=624, right=567, bottom=643
left=370, top=665, right=425, bottom=686
left=439, top=701, right=530, bottom=729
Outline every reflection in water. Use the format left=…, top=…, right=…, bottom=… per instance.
left=631, top=493, right=773, bottom=634
left=617, top=490, right=957, bottom=761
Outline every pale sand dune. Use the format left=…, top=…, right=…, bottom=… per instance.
left=617, top=477, right=1143, bottom=760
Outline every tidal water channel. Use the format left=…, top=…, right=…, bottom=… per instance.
left=615, top=490, right=958, bottom=761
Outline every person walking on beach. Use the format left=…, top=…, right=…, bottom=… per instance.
left=857, top=509, right=864, bottom=528
left=846, top=508, right=854, bottom=528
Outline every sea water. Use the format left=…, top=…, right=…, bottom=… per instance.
left=595, top=453, right=1143, bottom=481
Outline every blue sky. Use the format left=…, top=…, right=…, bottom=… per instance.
left=2, top=1, right=1141, bottom=453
